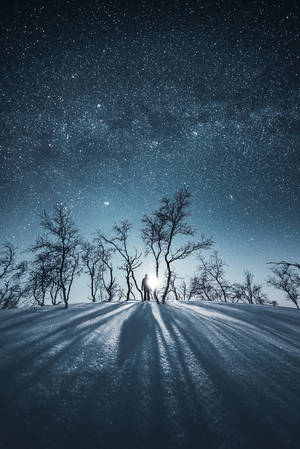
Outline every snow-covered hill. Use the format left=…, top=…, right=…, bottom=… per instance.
left=0, top=301, right=299, bottom=449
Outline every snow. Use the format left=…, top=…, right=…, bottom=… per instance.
left=0, top=301, right=300, bottom=449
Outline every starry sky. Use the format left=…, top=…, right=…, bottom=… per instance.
left=1, top=0, right=299, bottom=301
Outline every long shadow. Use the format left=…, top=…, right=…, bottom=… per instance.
left=116, top=303, right=167, bottom=447
left=63, top=301, right=300, bottom=449
left=156, top=304, right=243, bottom=449
left=105, top=303, right=220, bottom=449
left=184, top=302, right=300, bottom=340
left=0, top=304, right=69, bottom=332
left=0, top=302, right=137, bottom=449
left=184, top=301, right=300, bottom=381
left=180, top=302, right=300, bottom=359
left=0, top=302, right=134, bottom=395
left=0, top=301, right=134, bottom=335
left=1, top=302, right=127, bottom=351
left=2, top=302, right=299, bottom=449
left=154, top=306, right=219, bottom=448
left=86, top=302, right=183, bottom=449
left=117, top=301, right=150, bottom=366
left=35, top=302, right=162, bottom=449
left=177, top=306, right=300, bottom=406
left=159, top=303, right=300, bottom=449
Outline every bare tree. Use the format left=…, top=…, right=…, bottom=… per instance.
left=81, top=241, right=103, bottom=302
left=198, top=251, right=231, bottom=302
left=0, top=243, right=27, bottom=309
left=188, top=273, right=215, bottom=301
left=27, top=253, right=52, bottom=306
left=169, top=275, right=196, bottom=301
left=234, top=271, right=268, bottom=305
left=186, top=276, right=199, bottom=301
left=49, top=277, right=62, bottom=305
left=32, top=204, right=81, bottom=308
left=169, top=272, right=181, bottom=301
left=149, top=187, right=212, bottom=303
left=0, top=243, right=15, bottom=281
left=141, top=215, right=166, bottom=302
left=230, top=283, right=244, bottom=303
left=97, top=241, right=116, bottom=302
left=178, top=279, right=189, bottom=301
left=101, top=221, right=143, bottom=301
left=268, top=265, right=299, bottom=309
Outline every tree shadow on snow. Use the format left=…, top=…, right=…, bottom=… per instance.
left=1, top=302, right=300, bottom=449
left=157, top=303, right=300, bottom=449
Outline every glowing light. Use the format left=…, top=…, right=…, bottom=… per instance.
left=147, top=273, right=160, bottom=290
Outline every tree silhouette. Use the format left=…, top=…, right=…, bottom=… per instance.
left=188, top=273, right=214, bottom=301
left=233, top=271, right=267, bottom=305
left=97, top=240, right=116, bottom=302
left=148, top=187, right=213, bottom=303
left=0, top=243, right=27, bottom=309
left=27, top=253, right=52, bottom=306
left=81, top=241, right=103, bottom=302
left=31, top=204, right=81, bottom=308
left=101, top=221, right=143, bottom=301
left=198, top=251, right=231, bottom=302
left=268, top=265, right=299, bottom=309
left=141, top=214, right=166, bottom=302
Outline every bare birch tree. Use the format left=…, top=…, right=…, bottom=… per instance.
left=81, top=241, right=103, bottom=302
left=150, top=187, right=213, bottom=303
left=32, top=204, right=81, bottom=308
left=198, top=252, right=231, bottom=302
left=27, top=253, right=52, bottom=306
left=101, top=221, right=143, bottom=301
left=0, top=243, right=27, bottom=309
left=233, top=271, right=267, bottom=304
left=268, top=265, right=299, bottom=309
left=189, top=273, right=215, bottom=301
left=141, top=215, right=166, bottom=302
left=98, top=241, right=116, bottom=302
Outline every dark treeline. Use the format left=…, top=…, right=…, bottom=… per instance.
left=0, top=187, right=299, bottom=309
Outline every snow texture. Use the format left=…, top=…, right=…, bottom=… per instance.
left=0, top=301, right=300, bottom=449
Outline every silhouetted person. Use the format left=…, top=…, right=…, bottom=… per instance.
left=141, top=274, right=150, bottom=301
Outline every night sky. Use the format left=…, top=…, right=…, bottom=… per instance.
left=1, top=0, right=299, bottom=301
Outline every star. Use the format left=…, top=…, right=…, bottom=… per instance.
left=0, top=0, right=298, bottom=303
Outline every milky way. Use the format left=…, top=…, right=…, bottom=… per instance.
left=0, top=0, right=299, bottom=298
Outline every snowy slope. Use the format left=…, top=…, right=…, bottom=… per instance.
left=0, top=301, right=299, bottom=449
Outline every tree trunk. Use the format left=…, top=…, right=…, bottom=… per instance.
left=131, top=270, right=143, bottom=301
left=162, top=258, right=172, bottom=303
left=62, top=286, right=68, bottom=308
left=154, top=257, right=160, bottom=303
left=91, top=272, right=96, bottom=302
left=126, top=273, right=131, bottom=301
left=108, top=265, right=114, bottom=302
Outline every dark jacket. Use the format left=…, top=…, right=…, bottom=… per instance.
left=142, top=277, right=150, bottom=291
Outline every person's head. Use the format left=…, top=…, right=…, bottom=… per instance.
left=145, top=274, right=148, bottom=278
